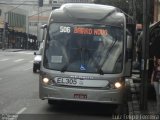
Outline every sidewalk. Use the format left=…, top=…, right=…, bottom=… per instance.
left=127, top=70, right=159, bottom=120
left=0, top=48, right=35, bottom=52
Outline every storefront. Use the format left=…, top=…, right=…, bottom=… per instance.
left=0, top=28, right=37, bottom=50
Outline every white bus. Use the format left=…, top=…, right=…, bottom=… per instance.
left=39, top=3, right=134, bottom=111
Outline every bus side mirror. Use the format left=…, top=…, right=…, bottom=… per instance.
left=126, top=35, right=133, bottom=60
left=124, top=35, right=133, bottom=77
left=127, top=35, right=132, bottom=50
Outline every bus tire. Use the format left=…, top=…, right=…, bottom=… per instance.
left=48, top=100, right=60, bottom=105
left=48, top=100, right=54, bottom=104
left=114, top=90, right=129, bottom=115
left=114, top=102, right=128, bottom=115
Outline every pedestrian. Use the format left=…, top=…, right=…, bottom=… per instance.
left=151, top=57, right=160, bottom=114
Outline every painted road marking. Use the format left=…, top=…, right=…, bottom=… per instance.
left=17, top=51, right=34, bottom=55
left=17, top=107, right=27, bottom=114
left=23, top=67, right=32, bottom=71
left=25, top=52, right=34, bottom=55
left=14, top=59, right=24, bottom=62
left=29, top=60, right=33, bottom=63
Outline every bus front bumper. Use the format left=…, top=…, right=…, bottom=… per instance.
left=39, top=85, right=126, bottom=104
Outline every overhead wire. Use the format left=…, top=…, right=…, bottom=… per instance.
left=7, top=0, right=26, bottom=12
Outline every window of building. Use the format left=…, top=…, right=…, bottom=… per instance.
left=49, top=0, right=52, bottom=4
left=53, top=0, right=58, bottom=3
left=29, top=22, right=38, bottom=26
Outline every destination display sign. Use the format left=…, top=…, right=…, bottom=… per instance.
left=74, top=27, right=108, bottom=36
left=59, top=26, right=108, bottom=36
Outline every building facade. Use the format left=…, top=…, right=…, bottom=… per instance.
left=154, top=0, right=160, bottom=22
left=27, top=1, right=52, bottom=46
left=0, top=5, right=30, bottom=49
left=52, top=0, right=94, bottom=4
left=0, top=0, right=95, bottom=49
left=52, top=0, right=94, bottom=8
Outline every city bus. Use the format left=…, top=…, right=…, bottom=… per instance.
left=39, top=3, right=134, bottom=109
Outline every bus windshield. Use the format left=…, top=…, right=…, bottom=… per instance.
left=44, top=23, right=124, bottom=74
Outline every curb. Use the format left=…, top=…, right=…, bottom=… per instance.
left=0, top=49, right=25, bottom=52
left=127, top=78, right=141, bottom=120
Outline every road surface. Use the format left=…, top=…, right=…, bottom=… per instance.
left=0, top=50, right=128, bottom=120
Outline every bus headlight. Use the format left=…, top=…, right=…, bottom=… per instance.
left=41, top=77, right=54, bottom=85
left=114, top=82, right=122, bottom=88
left=43, top=78, right=49, bottom=84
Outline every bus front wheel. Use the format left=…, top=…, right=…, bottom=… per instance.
left=48, top=100, right=55, bottom=104
left=48, top=100, right=61, bottom=105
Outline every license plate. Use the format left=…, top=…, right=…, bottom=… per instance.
left=74, top=94, right=87, bottom=99
left=54, top=77, right=80, bottom=86
left=54, top=77, right=109, bottom=87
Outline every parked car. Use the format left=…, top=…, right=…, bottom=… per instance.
left=33, top=42, right=43, bottom=73
left=33, top=51, right=42, bottom=73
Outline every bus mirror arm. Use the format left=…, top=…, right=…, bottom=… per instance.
left=41, top=24, right=48, bottom=29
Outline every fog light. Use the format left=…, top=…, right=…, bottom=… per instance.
left=115, top=82, right=122, bottom=88
left=43, top=78, right=49, bottom=84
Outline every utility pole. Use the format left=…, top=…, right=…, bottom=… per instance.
left=140, top=0, right=150, bottom=111
left=27, top=16, right=29, bottom=50
left=37, top=5, right=39, bottom=47
left=37, top=0, right=43, bottom=49
left=2, top=12, right=7, bottom=50
left=132, top=0, right=136, bottom=22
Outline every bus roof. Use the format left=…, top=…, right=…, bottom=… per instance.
left=49, top=3, right=125, bottom=27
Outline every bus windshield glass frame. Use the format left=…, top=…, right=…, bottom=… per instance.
left=43, top=23, right=124, bottom=74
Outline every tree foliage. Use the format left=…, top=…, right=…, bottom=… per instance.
left=94, top=0, right=130, bottom=13
left=94, top=0, right=154, bottom=24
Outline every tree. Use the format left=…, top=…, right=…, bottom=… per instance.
left=94, top=0, right=130, bottom=14
left=94, top=0, right=154, bottom=24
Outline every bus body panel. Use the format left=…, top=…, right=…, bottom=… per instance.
left=39, top=69, right=126, bottom=104
left=39, top=3, right=130, bottom=105
left=49, top=3, right=125, bottom=27
left=39, top=83, right=125, bottom=104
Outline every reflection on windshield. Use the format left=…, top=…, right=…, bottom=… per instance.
left=44, top=23, right=124, bottom=74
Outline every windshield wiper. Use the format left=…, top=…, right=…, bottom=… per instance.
left=92, top=58, right=104, bottom=75
left=60, top=64, right=68, bottom=72
left=95, top=36, right=118, bottom=74
left=60, top=47, right=88, bottom=72
left=60, top=48, right=104, bottom=74
left=61, top=47, right=85, bottom=72
left=97, top=67, right=104, bottom=75
left=85, top=49, right=104, bottom=75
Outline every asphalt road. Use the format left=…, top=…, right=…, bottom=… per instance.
left=0, top=50, right=127, bottom=120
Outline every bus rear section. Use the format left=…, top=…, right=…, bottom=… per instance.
left=39, top=3, right=132, bottom=107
